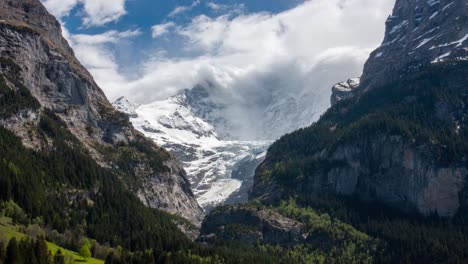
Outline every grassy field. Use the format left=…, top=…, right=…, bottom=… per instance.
left=0, top=217, right=104, bottom=264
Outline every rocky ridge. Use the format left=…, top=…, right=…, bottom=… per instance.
left=198, top=204, right=308, bottom=246
left=332, top=0, right=468, bottom=105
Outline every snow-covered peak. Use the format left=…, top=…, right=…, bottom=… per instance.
left=113, top=96, right=138, bottom=118
left=139, top=94, right=220, bottom=144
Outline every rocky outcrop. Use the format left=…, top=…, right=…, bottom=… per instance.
left=360, top=0, right=468, bottom=90
left=330, top=78, right=360, bottom=106
left=198, top=204, right=307, bottom=246
left=0, top=0, right=203, bottom=225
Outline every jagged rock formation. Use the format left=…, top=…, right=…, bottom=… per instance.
left=361, top=0, right=468, bottom=90
left=198, top=204, right=307, bottom=246
left=250, top=0, right=468, bottom=218
left=0, top=0, right=203, bottom=224
left=330, top=78, right=360, bottom=106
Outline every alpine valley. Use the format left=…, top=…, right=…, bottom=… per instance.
left=0, top=0, right=467, bottom=264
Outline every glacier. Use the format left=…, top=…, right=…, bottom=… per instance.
left=114, top=92, right=270, bottom=211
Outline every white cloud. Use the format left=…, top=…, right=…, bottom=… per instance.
left=206, top=2, right=244, bottom=14
left=151, top=22, right=176, bottom=39
left=72, top=29, right=141, bottom=44
left=121, top=0, right=394, bottom=102
left=65, top=29, right=140, bottom=98
left=168, top=0, right=200, bottom=17
left=60, top=0, right=394, bottom=138
left=41, top=0, right=78, bottom=18
left=206, top=2, right=222, bottom=11
left=41, top=0, right=127, bottom=27
left=80, top=0, right=127, bottom=26
left=176, top=15, right=230, bottom=51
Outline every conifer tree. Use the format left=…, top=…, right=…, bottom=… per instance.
left=34, top=238, right=49, bottom=264
left=53, top=250, right=65, bottom=264
left=0, top=241, right=5, bottom=263
left=5, top=238, right=21, bottom=264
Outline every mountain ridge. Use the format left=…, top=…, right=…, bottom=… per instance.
left=250, top=0, right=468, bottom=217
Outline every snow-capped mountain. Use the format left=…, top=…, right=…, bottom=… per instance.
left=114, top=94, right=269, bottom=211
left=114, top=79, right=330, bottom=210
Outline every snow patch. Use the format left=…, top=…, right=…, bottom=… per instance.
left=197, top=179, right=242, bottom=209
left=390, top=20, right=409, bottom=34
left=427, top=0, right=440, bottom=7
left=442, top=1, right=455, bottom=12
left=431, top=51, right=452, bottom=63
left=430, top=33, right=468, bottom=50
left=415, top=36, right=436, bottom=49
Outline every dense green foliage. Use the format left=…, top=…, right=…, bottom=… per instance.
left=0, top=64, right=192, bottom=255
left=295, top=195, right=468, bottom=263
left=196, top=201, right=379, bottom=263
left=276, top=200, right=378, bottom=263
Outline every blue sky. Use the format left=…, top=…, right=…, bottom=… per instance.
left=54, top=0, right=305, bottom=64
left=41, top=0, right=394, bottom=104
left=62, top=0, right=305, bottom=33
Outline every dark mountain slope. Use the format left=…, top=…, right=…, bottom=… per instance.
left=253, top=0, right=468, bottom=218
left=252, top=61, right=468, bottom=216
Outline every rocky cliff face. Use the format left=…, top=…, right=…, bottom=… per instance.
left=331, top=0, right=468, bottom=106
left=305, top=134, right=466, bottom=217
left=0, top=0, right=203, bottom=224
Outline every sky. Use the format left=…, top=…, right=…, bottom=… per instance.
left=40, top=0, right=395, bottom=105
